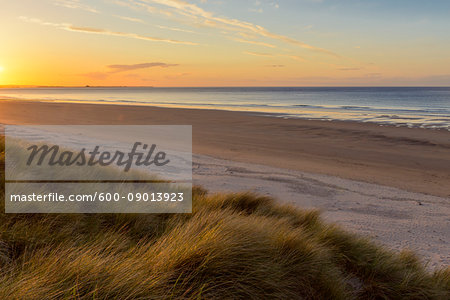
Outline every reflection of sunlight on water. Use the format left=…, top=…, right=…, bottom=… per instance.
left=149, top=104, right=450, bottom=130
left=3, top=98, right=450, bottom=130
left=1, top=88, right=450, bottom=130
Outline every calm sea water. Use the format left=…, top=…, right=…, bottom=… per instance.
left=1, top=87, right=449, bottom=130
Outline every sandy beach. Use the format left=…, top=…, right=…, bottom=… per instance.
left=1, top=99, right=449, bottom=267
left=1, top=100, right=449, bottom=196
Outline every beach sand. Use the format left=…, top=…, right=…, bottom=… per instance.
left=1, top=99, right=449, bottom=267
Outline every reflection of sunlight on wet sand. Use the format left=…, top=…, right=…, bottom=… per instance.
left=1, top=97, right=449, bottom=130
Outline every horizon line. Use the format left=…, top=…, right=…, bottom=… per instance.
left=2, top=85, right=450, bottom=89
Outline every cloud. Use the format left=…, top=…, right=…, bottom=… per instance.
left=237, top=32, right=257, bottom=39
left=68, top=26, right=106, bottom=33
left=249, top=8, right=263, bottom=13
left=109, top=0, right=142, bottom=10
left=233, top=38, right=276, bottom=48
left=157, top=25, right=198, bottom=34
left=53, top=0, right=98, bottom=13
left=259, top=31, right=337, bottom=57
left=107, top=62, right=179, bottom=72
left=19, top=16, right=198, bottom=45
left=18, top=16, right=62, bottom=27
left=66, top=26, right=198, bottom=45
left=280, top=54, right=306, bottom=62
left=121, top=0, right=338, bottom=57
left=80, top=62, right=179, bottom=80
left=244, top=51, right=274, bottom=57
left=113, top=15, right=146, bottom=23
left=251, top=1, right=263, bottom=13
left=121, top=0, right=174, bottom=17
left=266, top=65, right=284, bottom=67
left=165, top=72, right=190, bottom=79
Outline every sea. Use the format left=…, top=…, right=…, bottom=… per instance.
left=1, top=87, right=449, bottom=130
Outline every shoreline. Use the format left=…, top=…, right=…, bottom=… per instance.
left=0, top=97, right=449, bottom=131
left=1, top=99, right=450, bottom=198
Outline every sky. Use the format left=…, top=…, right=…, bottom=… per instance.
left=0, top=0, right=449, bottom=87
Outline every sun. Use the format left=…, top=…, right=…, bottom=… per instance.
left=0, top=66, right=4, bottom=72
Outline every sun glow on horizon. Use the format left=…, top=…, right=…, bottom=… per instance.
left=1, top=1, right=450, bottom=86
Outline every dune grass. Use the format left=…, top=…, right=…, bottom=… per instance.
left=0, top=135, right=449, bottom=299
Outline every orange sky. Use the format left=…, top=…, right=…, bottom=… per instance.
left=1, top=0, right=450, bottom=86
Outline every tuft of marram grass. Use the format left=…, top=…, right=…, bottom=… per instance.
left=0, top=137, right=449, bottom=299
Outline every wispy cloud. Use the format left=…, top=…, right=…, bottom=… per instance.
left=281, top=54, right=306, bottom=62
left=53, top=0, right=98, bottom=13
left=109, top=0, right=141, bottom=10
left=113, top=15, right=146, bottom=24
left=19, top=16, right=198, bottom=45
left=249, top=8, right=263, bottom=13
left=68, top=26, right=106, bottom=33
left=266, top=64, right=284, bottom=67
left=18, top=16, right=62, bottom=28
left=237, top=32, right=258, bottom=39
left=233, top=38, right=276, bottom=48
left=108, top=62, right=179, bottom=72
left=125, top=0, right=338, bottom=57
left=157, top=25, right=198, bottom=34
left=244, top=51, right=274, bottom=57
left=165, top=72, right=190, bottom=79
left=121, top=0, right=174, bottom=17
left=249, top=1, right=263, bottom=13
left=80, top=62, right=178, bottom=80
left=68, top=25, right=198, bottom=44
